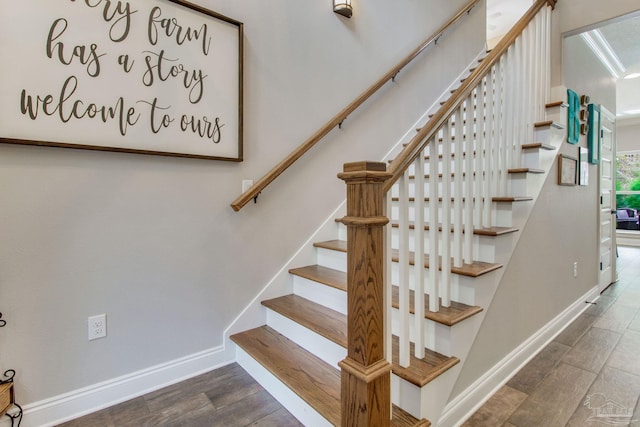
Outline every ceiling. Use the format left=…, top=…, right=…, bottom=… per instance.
left=487, top=0, right=640, bottom=120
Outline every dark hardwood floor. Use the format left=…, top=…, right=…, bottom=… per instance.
left=59, top=246, right=640, bottom=426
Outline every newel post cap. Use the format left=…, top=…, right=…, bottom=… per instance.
left=338, top=161, right=392, bottom=183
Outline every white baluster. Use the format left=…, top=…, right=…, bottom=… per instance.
left=428, top=137, right=440, bottom=313
left=545, top=7, right=551, bottom=104
left=398, top=172, right=410, bottom=368
left=513, top=35, right=523, bottom=172
left=478, top=76, right=491, bottom=228
left=464, top=94, right=475, bottom=265
left=441, top=121, right=452, bottom=307
left=453, top=106, right=464, bottom=268
left=413, top=152, right=425, bottom=359
left=485, top=69, right=495, bottom=204
left=386, top=192, right=393, bottom=366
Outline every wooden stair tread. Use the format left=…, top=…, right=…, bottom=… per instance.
left=534, top=120, right=565, bottom=130
left=231, top=325, right=342, bottom=425
left=314, top=240, right=502, bottom=277
left=391, top=286, right=483, bottom=327
left=508, top=167, right=544, bottom=174
left=314, top=239, right=348, bottom=253
left=231, top=326, right=428, bottom=427
left=391, top=335, right=460, bottom=387
left=521, top=142, right=555, bottom=150
left=545, top=101, right=568, bottom=108
left=262, top=294, right=460, bottom=390
left=389, top=221, right=518, bottom=237
left=492, top=196, right=533, bottom=202
left=262, top=294, right=347, bottom=347
left=390, top=137, right=546, bottom=163
left=391, top=249, right=502, bottom=277
left=289, top=264, right=347, bottom=292
left=319, top=240, right=503, bottom=276
left=389, top=196, right=527, bottom=204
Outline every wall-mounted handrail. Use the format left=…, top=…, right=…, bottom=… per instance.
left=384, top=0, right=557, bottom=192
left=230, top=0, right=482, bottom=212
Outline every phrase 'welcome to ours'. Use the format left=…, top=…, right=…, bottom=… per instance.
left=19, top=0, right=224, bottom=144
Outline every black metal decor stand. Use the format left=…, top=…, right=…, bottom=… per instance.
left=0, top=313, right=23, bottom=427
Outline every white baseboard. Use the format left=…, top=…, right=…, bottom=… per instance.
left=10, top=346, right=231, bottom=427
left=438, top=285, right=600, bottom=427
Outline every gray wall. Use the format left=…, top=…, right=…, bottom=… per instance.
left=0, top=0, right=486, bottom=408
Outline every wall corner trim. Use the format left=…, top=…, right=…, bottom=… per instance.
left=438, top=285, right=600, bottom=427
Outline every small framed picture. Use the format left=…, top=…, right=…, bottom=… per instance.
left=558, top=154, right=578, bottom=186
left=578, top=147, right=589, bottom=186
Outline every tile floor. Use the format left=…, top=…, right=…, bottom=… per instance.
left=59, top=246, right=640, bottom=427
left=463, top=245, right=640, bottom=426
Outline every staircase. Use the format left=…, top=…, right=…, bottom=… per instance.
left=230, top=1, right=563, bottom=425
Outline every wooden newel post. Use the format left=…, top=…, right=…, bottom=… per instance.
left=338, top=161, right=392, bottom=427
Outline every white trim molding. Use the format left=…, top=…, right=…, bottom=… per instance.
left=9, top=346, right=230, bottom=427
left=438, top=285, right=600, bottom=427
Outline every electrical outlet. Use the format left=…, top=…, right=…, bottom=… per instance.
left=242, top=179, right=254, bottom=193
left=573, top=262, right=578, bottom=278
left=88, top=314, right=107, bottom=341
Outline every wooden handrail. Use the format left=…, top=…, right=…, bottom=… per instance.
left=230, top=0, right=482, bottom=211
left=384, top=0, right=557, bottom=192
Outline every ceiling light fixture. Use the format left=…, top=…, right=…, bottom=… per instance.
left=579, top=29, right=626, bottom=80
left=333, top=0, right=352, bottom=18
left=624, top=72, right=640, bottom=80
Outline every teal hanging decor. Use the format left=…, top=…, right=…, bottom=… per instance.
left=567, top=89, right=580, bottom=144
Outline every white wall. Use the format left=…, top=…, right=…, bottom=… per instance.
left=0, top=0, right=486, bottom=420
left=617, top=119, right=640, bottom=152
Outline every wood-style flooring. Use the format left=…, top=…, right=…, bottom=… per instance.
left=56, top=363, right=303, bottom=427
left=463, top=245, right=640, bottom=427
left=59, top=246, right=640, bottom=427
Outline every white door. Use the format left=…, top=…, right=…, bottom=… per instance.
left=598, top=106, right=616, bottom=292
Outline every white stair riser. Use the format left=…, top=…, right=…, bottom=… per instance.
left=266, top=310, right=346, bottom=369
left=392, top=365, right=460, bottom=421
left=390, top=266, right=478, bottom=307
left=390, top=182, right=473, bottom=199
left=316, top=247, right=347, bottom=272
left=391, top=309, right=478, bottom=356
left=546, top=105, right=568, bottom=127
left=292, top=275, right=347, bottom=315
left=534, top=125, right=565, bottom=145
left=390, top=203, right=482, bottom=223
left=236, top=346, right=333, bottom=427
left=389, top=229, right=499, bottom=263
left=522, top=150, right=542, bottom=169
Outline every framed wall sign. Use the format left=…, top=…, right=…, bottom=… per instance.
left=587, top=103, right=601, bottom=165
left=0, top=0, right=243, bottom=161
left=558, top=154, right=578, bottom=186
